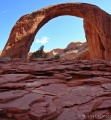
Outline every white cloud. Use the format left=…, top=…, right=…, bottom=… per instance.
left=0, top=10, right=8, bottom=15
left=36, top=36, right=49, bottom=44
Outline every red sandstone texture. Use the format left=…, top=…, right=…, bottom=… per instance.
left=1, top=3, right=111, bottom=60
left=0, top=58, right=111, bottom=119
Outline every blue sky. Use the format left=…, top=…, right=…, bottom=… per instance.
left=0, top=0, right=111, bottom=52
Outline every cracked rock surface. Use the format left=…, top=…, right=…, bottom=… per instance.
left=0, top=59, right=111, bottom=120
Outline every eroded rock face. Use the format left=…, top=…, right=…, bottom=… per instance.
left=0, top=59, right=111, bottom=119
left=73, top=48, right=90, bottom=60
left=41, top=42, right=88, bottom=60
left=65, top=42, right=87, bottom=52
left=1, top=3, right=111, bottom=60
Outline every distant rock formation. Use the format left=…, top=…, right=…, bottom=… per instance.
left=27, top=41, right=88, bottom=60
left=65, top=42, right=87, bottom=52
left=61, top=42, right=88, bottom=60
left=73, top=48, right=90, bottom=60
left=1, top=2, right=111, bottom=60
left=42, top=41, right=89, bottom=60
left=46, top=48, right=64, bottom=58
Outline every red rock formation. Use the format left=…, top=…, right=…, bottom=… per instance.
left=64, top=41, right=87, bottom=51
left=46, top=48, right=64, bottom=58
left=73, top=48, right=90, bottom=60
left=1, top=3, right=111, bottom=60
left=60, top=42, right=89, bottom=60
left=0, top=51, right=2, bottom=57
left=0, top=59, right=111, bottom=119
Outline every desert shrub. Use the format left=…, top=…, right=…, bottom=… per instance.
left=63, top=49, right=68, bottom=53
left=30, top=50, right=39, bottom=59
left=54, top=54, right=60, bottom=60
left=30, top=45, right=49, bottom=59
left=43, top=53, right=49, bottom=58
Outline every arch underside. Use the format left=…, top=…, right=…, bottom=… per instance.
left=1, top=2, right=111, bottom=60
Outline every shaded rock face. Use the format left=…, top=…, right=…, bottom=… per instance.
left=1, top=3, right=111, bottom=60
left=0, top=59, right=111, bottom=119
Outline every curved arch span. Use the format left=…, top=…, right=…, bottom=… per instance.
left=1, top=2, right=111, bottom=60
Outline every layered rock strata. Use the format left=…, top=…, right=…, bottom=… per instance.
left=0, top=59, right=111, bottom=119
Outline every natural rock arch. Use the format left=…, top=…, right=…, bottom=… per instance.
left=1, top=2, right=111, bottom=60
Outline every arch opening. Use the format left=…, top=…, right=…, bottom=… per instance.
left=30, top=15, right=86, bottom=53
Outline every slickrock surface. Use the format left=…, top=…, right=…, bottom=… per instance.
left=2, top=3, right=111, bottom=60
left=0, top=58, right=111, bottom=120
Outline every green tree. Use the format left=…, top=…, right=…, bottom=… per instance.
left=30, top=45, right=48, bottom=59
left=38, top=45, right=44, bottom=57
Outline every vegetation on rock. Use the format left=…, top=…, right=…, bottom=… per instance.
left=30, top=45, right=48, bottom=59
left=54, top=54, right=60, bottom=60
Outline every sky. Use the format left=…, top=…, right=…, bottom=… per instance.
left=0, top=0, right=111, bottom=52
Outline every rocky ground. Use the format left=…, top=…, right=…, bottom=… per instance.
left=0, top=58, right=111, bottom=120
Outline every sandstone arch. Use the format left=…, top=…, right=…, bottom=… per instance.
left=1, top=3, right=111, bottom=60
